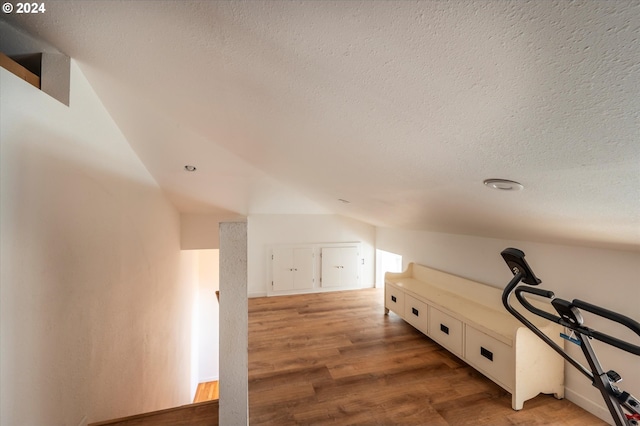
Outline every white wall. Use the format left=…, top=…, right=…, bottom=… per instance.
left=181, top=213, right=246, bottom=250
left=376, top=227, right=640, bottom=423
left=0, top=64, right=195, bottom=424
left=247, top=214, right=376, bottom=297
left=197, top=249, right=220, bottom=384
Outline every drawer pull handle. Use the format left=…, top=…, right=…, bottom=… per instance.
left=480, top=347, right=493, bottom=362
left=412, top=307, right=419, bottom=316
left=440, top=324, right=449, bottom=335
left=391, top=295, right=397, bottom=303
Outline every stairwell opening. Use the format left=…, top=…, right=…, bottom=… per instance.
left=190, top=249, right=220, bottom=402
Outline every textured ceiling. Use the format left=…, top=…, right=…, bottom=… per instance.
left=4, top=1, right=640, bottom=250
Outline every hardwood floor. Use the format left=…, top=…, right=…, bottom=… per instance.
left=194, top=380, right=219, bottom=403
left=248, top=288, right=608, bottom=425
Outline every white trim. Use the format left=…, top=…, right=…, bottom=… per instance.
left=565, top=386, right=612, bottom=424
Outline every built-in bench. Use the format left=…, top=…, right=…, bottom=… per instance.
left=385, top=262, right=564, bottom=410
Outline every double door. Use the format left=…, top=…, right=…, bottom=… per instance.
left=321, top=246, right=359, bottom=288
left=270, top=243, right=362, bottom=295
left=272, top=247, right=314, bottom=291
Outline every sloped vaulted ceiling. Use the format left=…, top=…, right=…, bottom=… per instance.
left=3, top=1, right=640, bottom=250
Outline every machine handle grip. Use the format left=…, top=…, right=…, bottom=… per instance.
left=514, top=286, right=561, bottom=323
left=573, top=299, right=640, bottom=337
left=589, top=330, right=640, bottom=356
left=512, top=285, right=640, bottom=355
left=572, top=299, right=640, bottom=355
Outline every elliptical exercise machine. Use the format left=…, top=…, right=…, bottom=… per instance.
left=500, top=248, right=640, bottom=426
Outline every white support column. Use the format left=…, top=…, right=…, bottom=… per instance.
left=219, top=222, right=248, bottom=425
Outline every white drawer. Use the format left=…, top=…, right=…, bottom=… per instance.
left=429, top=307, right=463, bottom=357
left=385, top=284, right=405, bottom=317
left=404, top=294, right=428, bottom=334
left=465, top=325, right=514, bottom=389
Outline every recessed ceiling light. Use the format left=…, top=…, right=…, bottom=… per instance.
left=483, top=179, right=523, bottom=191
left=184, top=165, right=197, bottom=172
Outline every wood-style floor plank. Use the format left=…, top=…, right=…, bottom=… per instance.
left=194, top=380, right=219, bottom=403
left=248, top=288, right=608, bottom=425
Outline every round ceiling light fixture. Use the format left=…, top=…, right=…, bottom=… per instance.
left=483, top=178, right=524, bottom=191
left=184, top=165, right=197, bottom=172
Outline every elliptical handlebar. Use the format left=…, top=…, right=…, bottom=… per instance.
left=513, top=286, right=559, bottom=323
left=571, top=299, right=640, bottom=354
left=502, top=254, right=640, bottom=356
left=500, top=247, right=640, bottom=426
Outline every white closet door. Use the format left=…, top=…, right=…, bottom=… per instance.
left=321, top=246, right=359, bottom=287
left=272, top=248, right=294, bottom=291
left=292, top=248, right=314, bottom=289
left=321, top=247, right=343, bottom=287
left=339, top=246, right=359, bottom=287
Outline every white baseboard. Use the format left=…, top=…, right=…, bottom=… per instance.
left=565, top=386, right=612, bottom=425
left=248, top=292, right=267, bottom=298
